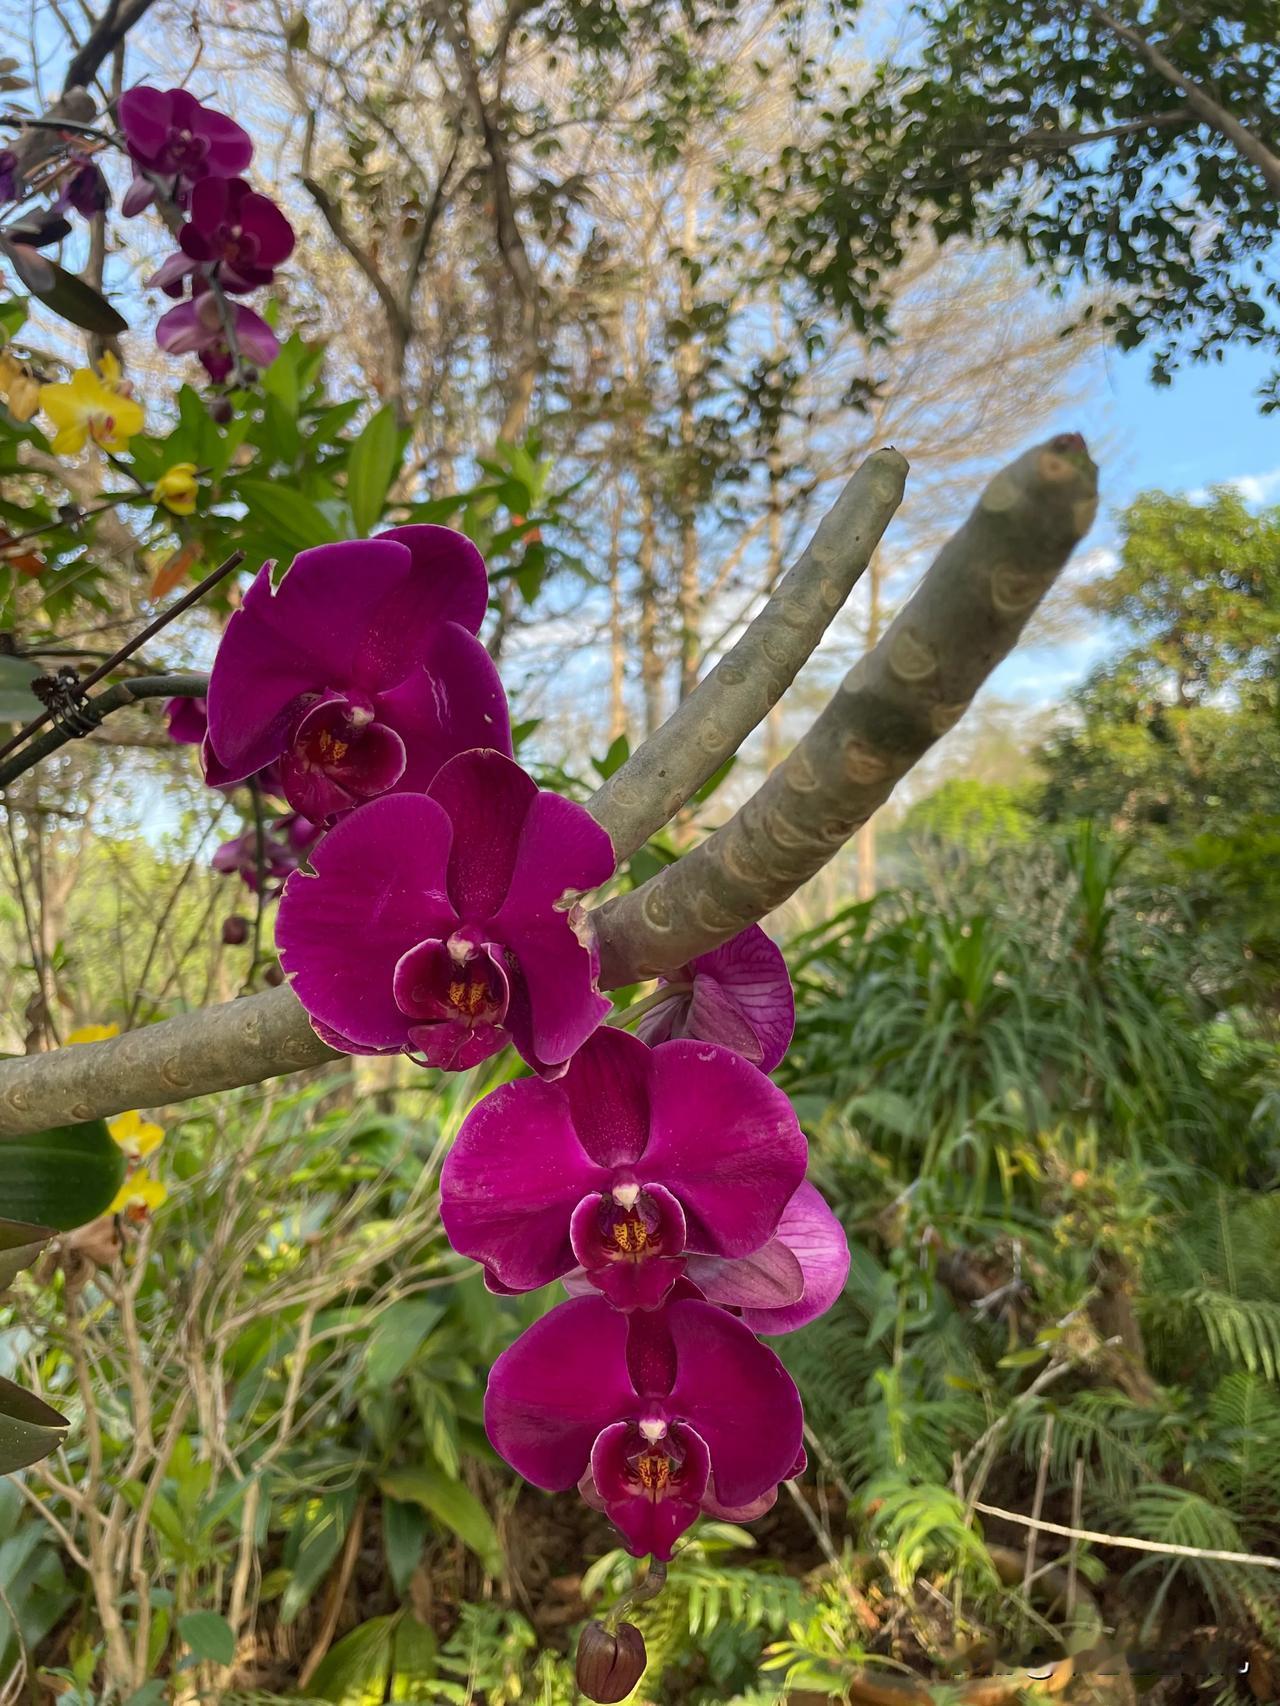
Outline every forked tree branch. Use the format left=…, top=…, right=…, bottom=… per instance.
left=592, top=434, right=1097, bottom=981
left=0, top=436, right=1096, bottom=1135
left=590, top=448, right=908, bottom=861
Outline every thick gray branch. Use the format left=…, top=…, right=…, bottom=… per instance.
left=592, top=435, right=1098, bottom=982
left=589, top=449, right=908, bottom=862
left=0, top=991, right=337, bottom=1133
left=0, top=437, right=1094, bottom=1136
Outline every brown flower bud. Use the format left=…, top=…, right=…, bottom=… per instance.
left=264, top=962, right=285, bottom=986
left=575, top=1620, right=646, bottom=1703
left=221, top=914, right=250, bottom=945
left=208, top=395, right=233, bottom=424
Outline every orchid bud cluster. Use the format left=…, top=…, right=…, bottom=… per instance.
left=194, top=528, right=849, bottom=1694
left=116, top=86, right=293, bottom=381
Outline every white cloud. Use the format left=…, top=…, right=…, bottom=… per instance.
left=1187, top=465, right=1280, bottom=505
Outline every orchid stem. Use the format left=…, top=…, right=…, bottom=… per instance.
left=0, top=549, right=240, bottom=766
left=604, top=1557, right=667, bottom=1631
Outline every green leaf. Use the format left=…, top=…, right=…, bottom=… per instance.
left=997, top=1346, right=1049, bottom=1369
left=177, top=1610, right=235, bottom=1665
left=346, top=407, right=402, bottom=535
left=378, top=1466, right=504, bottom=1579
left=364, top=1299, right=445, bottom=1390
left=308, top=1614, right=397, bottom=1705
left=847, top=1088, right=919, bottom=1140
left=25, top=256, right=127, bottom=335
left=236, top=480, right=340, bottom=554
left=0, top=298, right=27, bottom=343
left=0, top=1217, right=53, bottom=1288
left=593, top=732, right=630, bottom=780
left=390, top=1615, right=437, bottom=1701
left=121, top=1683, right=168, bottom=1706
left=0, top=1376, right=68, bottom=1472
left=381, top=1498, right=427, bottom=1597
left=0, top=655, right=41, bottom=724
left=280, top=1488, right=356, bottom=1626
left=0, top=1120, right=125, bottom=1229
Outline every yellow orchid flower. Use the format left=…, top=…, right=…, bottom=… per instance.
left=153, top=462, right=200, bottom=516
left=0, top=353, right=40, bottom=423
left=66, top=1022, right=120, bottom=1045
left=108, top=1108, right=165, bottom=1160
left=108, top=1168, right=168, bottom=1221
left=40, top=358, right=144, bottom=456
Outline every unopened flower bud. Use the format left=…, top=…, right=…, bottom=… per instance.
left=575, top=1620, right=646, bottom=1703
left=264, top=962, right=285, bottom=987
left=208, top=395, right=233, bottom=424
left=221, top=914, right=249, bottom=945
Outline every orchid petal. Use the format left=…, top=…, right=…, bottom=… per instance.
left=484, top=1297, right=634, bottom=1490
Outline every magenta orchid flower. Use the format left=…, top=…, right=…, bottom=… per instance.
left=202, top=527, right=509, bottom=819
left=212, top=811, right=321, bottom=895
left=118, top=86, right=252, bottom=215
left=441, top=1026, right=806, bottom=1309
left=155, top=289, right=280, bottom=381
left=485, top=1294, right=804, bottom=1560
left=164, top=695, right=209, bottom=746
left=276, top=748, right=615, bottom=1074
left=634, top=924, right=795, bottom=1072
left=685, top=1181, right=850, bottom=1334
left=149, top=176, right=295, bottom=297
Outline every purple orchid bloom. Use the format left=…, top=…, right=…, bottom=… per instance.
left=164, top=696, right=287, bottom=797
left=276, top=748, right=616, bottom=1074
left=165, top=695, right=209, bottom=746
left=149, top=176, right=295, bottom=298
left=634, top=924, right=795, bottom=1072
left=155, top=289, right=280, bottom=380
left=685, top=1181, right=850, bottom=1334
left=58, top=160, right=110, bottom=217
left=117, top=86, right=252, bottom=214
left=202, top=528, right=509, bottom=820
left=212, top=811, right=322, bottom=896
left=441, top=1026, right=807, bottom=1309
left=485, top=1293, right=804, bottom=1560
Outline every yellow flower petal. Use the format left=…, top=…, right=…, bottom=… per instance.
left=108, top=1167, right=167, bottom=1217
left=108, top=1109, right=165, bottom=1159
left=66, top=1023, right=120, bottom=1045
left=153, top=461, right=200, bottom=516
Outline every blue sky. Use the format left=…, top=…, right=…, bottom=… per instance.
left=988, top=339, right=1277, bottom=709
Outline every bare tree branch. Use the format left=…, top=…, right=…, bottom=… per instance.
left=592, top=435, right=1098, bottom=981
left=590, top=448, right=909, bottom=861
left=1080, top=1, right=1280, bottom=196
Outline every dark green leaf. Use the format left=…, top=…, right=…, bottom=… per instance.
left=308, top=1614, right=396, bottom=1705
left=378, top=1466, right=504, bottom=1579
left=26, top=256, right=127, bottom=334
left=390, top=1615, right=437, bottom=1701
left=346, top=407, right=402, bottom=535
left=177, top=1610, right=236, bottom=1665
left=0, top=1376, right=68, bottom=1472
left=381, top=1498, right=427, bottom=1597
left=236, top=480, right=340, bottom=554
left=0, top=1217, right=53, bottom=1288
left=0, top=1119, right=125, bottom=1229
left=0, top=655, right=41, bottom=724
left=364, top=1299, right=445, bottom=1389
